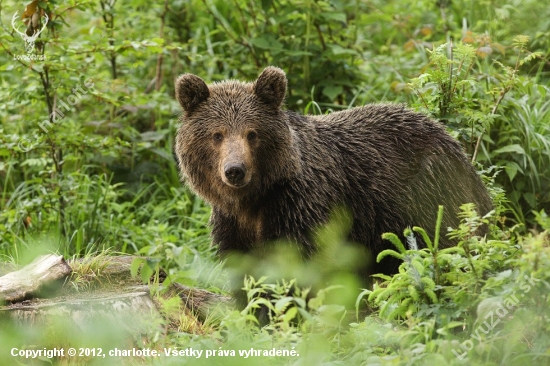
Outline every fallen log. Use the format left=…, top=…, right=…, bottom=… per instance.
left=1, top=286, right=161, bottom=337
left=0, top=255, right=231, bottom=335
left=172, top=282, right=232, bottom=321
left=0, top=254, right=72, bottom=303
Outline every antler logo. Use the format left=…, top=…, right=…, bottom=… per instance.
left=11, top=11, right=48, bottom=54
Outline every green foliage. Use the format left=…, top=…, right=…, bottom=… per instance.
left=407, top=35, right=550, bottom=225
left=194, top=0, right=367, bottom=108
left=355, top=204, right=549, bottom=365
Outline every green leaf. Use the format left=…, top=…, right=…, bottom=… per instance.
left=140, top=261, right=154, bottom=284
left=444, top=321, right=467, bottom=330
left=260, top=0, right=272, bottom=12
left=151, top=148, right=173, bottom=161
left=382, top=232, right=407, bottom=253
left=250, top=35, right=282, bottom=50
left=321, top=13, right=347, bottom=23
left=274, top=297, right=294, bottom=312
left=413, top=226, right=433, bottom=251
left=523, top=192, right=537, bottom=208
left=140, top=131, right=167, bottom=141
left=282, top=306, right=298, bottom=323
left=150, top=37, right=165, bottom=45
left=433, top=205, right=444, bottom=251
left=329, top=44, right=357, bottom=56
left=493, top=144, right=526, bottom=155
left=504, top=161, right=522, bottom=181
left=376, top=249, right=404, bottom=262
left=130, top=257, right=144, bottom=278
left=322, top=86, right=343, bottom=101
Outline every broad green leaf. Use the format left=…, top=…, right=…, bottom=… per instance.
left=322, top=86, right=343, bottom=101
left=493, top=144, right=526, bottom=155
left=504, top=161, right=522, bottom=181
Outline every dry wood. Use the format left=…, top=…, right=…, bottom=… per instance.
left=0, top=254, right=72, bottom=303
left=0, top=254, right=231, bottom=333
left=1, top=287, right=160, bottom=335
left=172, top=282, right=232, bottom=321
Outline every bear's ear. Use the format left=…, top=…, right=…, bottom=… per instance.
left=175, top=74, right=210, bottom=112
left=254, top=66, right=287, bottom=108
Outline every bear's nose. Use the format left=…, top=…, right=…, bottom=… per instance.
left=224, top=163, right=246, bottom=185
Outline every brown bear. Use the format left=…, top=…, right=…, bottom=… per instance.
left=174, top=66, right=492, bottom=280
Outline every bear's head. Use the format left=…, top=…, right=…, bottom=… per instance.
left=175, top=67, right=301, bottom=209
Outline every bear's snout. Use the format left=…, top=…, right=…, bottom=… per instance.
left=223, top=163, right=247, bottom=187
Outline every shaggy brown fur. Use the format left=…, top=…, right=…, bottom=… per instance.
left=174, top=67, right=492, bottom=277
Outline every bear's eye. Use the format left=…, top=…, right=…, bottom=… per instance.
left=247, top=131, right=258, bottom=141
left=213, top=132, right=223, bottom=142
